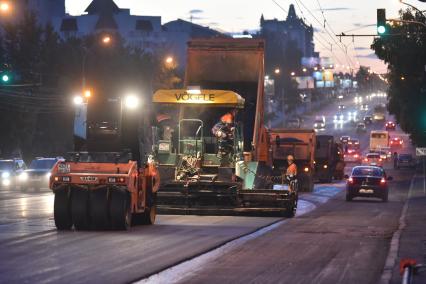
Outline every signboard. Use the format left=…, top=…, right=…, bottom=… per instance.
left=74, top=104, right=87, bottom=139
left=295, top=76, right=315, bottom=89
left=301, top=57, right=320, bottom=68
left=153, top=89, right=245, bottom=108
left=320, top=57, right=334, bottom=68
left=416, top=148, right=426, bottom=156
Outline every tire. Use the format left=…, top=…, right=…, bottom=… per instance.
left=54, top=187, right=73, bottom=230
left=90, top=188, right=110, bottom=229
left=141, top=205, right=157, bottom=225
left=71, top=188, right=91, bottom=230
left=109, top=189, right=131, bottom=230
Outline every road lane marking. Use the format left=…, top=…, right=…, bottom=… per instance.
left=379, top=175, right=415, bottom=284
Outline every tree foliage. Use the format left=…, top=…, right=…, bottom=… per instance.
left=371, top=8, right=426, bottom=146
left=0, top=11, right=159, bottom=160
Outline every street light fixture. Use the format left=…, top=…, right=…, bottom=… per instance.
left=0, top=2, right=10, bottom=13
left=274, top=68, right=280, bottom=74
left=84, top=89, right=92, bottom=98
left=290, top=71, right=296, bottom=76
left=165, top=56, right=174, bottom=64
left=102, top=35, right=111, bottom=45
left=302, top=68, right=307, bottom=72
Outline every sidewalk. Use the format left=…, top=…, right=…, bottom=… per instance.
left=390, top=175, right=426, bottom=284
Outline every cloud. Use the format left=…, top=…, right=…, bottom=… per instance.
left=357, top=53, right=378, bottom=59
left=316, top=7, right=351, bottom=12
left=189, top=9, right=203, bottom=14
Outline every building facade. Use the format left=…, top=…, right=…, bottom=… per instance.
left=260, top=4, right=316, bottom=58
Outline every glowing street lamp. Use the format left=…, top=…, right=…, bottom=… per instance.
left=302, top=68, right=307, bottom=72
left=290, top=71, right=296, bottom=76
left=274, top=68, right=280, bottom=75
left=102, top=35, right=111, bottom=45
left=84, top=89, right=92, bottom=98
left=165, top=56, right=174, bottom=64
left=0, top=2, right=10, bottom=13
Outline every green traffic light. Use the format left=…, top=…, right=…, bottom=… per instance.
left=1, top=74, right=9, bottom=82
left=377, top=25, right=386, bottom=35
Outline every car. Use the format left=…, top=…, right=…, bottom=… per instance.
left=333, top=113, right=344, bottom=123
left=360, top=104, right=369, bottom=111
left=396, top=154, right=416, bottom=169
left=16, top=157, right=61, bottom=192
left=385, top=121, right=396, bottom=131
left=362, top=153, right=384, bottom=167
left=338, top=104, right=346, bottom=110
left=344, top=150, right=362, bottom=163
left=347, top=138, right=360, bottom=150
left=390, top=137, right=403, bottom=148
left=0, top=159, right=27, bottom=188
left=340, top=136, right=351, bottom=144
left=363, top=116, right=373, bottom=125
left=356, top=122, right=367, bottom=133
left=371, top=147, right=392, bottom=160
left=345, top=166, right=392, bottom=202
left=313, top=116, right=326, bottom=131
left=286, top=118, right=301, bottom=128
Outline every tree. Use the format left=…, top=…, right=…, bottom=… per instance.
left=371, top=8, right=426, bottom=146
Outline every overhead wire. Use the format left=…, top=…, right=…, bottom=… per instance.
left=296, top=0, right=356, bottom=70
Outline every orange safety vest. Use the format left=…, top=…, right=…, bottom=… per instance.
left=286, top=163, right=298, bottom=176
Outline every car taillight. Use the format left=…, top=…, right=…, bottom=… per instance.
left=354, top=154, right=359, bottom=158
left=304, top=167, right=309, bottom=172
left=364, top=158, right=368, bottom=162
left=379, top=158, right=383, bottom=162
left=380, top=178, right=386, bottom=184
left=348, top=177, right=353, bottom=183
left=54, top=176, right=70, bottom=182
left=400, top=141, right=403, bottom=144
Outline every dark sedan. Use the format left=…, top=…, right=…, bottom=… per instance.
left=345, top=166, right=392, bottom=202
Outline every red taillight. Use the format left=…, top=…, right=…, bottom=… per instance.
left=348, top=177, right=353, bottom=183
left=379, top=158, right=383, bottom=162
left=400, top=141, right=403, bottom=144
left=380, top=178, right=386, bottom=184
left=364, top=158, right=368, bottom=162
left=354, top=154, right=359, bottom=158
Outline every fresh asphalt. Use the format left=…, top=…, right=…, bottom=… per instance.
left=0, top=94, right=418, bottom=283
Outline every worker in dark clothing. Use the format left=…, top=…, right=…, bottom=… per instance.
left=393, top=152, right=398, bottom=169
left=212, top=111, right=236, bottom=163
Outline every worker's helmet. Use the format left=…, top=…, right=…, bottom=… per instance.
left=287, top=154, right=295, bottom=161
left=221, top=113, right=234, bottom=124
left=156, top=113, right=171, bottom=123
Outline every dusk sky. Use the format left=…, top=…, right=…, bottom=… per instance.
left=65, top=0, right=426, bottom=73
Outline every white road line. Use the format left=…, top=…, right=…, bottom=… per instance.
left=137, top=186, right=343, bottom=284
left=379, top=175, right=416, bottom=284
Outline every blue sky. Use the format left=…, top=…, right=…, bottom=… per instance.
left=65, top=0, right=426, bottom=73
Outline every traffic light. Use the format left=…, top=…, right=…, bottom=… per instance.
left=0, top=71, right=12, bottom=84
left=377, top=9, right=386, bottom=35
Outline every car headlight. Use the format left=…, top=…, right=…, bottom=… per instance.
left=19, top=172, right=28, bottom=182
left=45, top=172, right=51, bottom=179
left=1, top=172, right=10, bottom=179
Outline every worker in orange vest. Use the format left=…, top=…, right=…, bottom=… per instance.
left=286, top=155, right=298, bottom=177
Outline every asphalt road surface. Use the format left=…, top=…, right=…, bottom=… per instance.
left=0, top=93, right=417, bottom=284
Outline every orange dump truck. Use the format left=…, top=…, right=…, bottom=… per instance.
left=269, top=129, right=316, bottom=192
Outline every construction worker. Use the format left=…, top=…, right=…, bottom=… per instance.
left=286, top=155, right=298, bottom=177
left=393, top=152, right=398, bottom=169
left=212, top=111, right=236, bottom=163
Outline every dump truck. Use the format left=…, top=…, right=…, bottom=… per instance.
left=50, top=95, right=159, bottom=230
left=152, top=38, right=297, bottom=217
left=314, top=135, right=345, bottom=183
left=269, top=129, right=316, bottom=192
